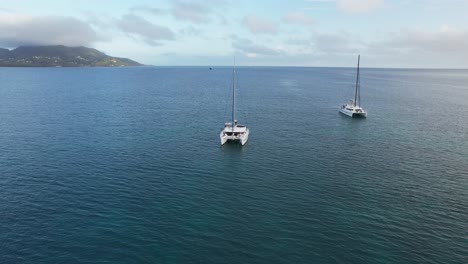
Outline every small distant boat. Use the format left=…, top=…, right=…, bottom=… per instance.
left=220, top=64, right=249, bottom=145
left=340, top=55, right=367, bottom=118
left=209, top=67, right=213, bottom=70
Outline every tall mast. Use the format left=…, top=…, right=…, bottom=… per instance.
left=232, top=59, right=236, bottom=130
left=354, top=55, right=360, bottom=106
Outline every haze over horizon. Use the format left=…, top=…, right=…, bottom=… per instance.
left=1, top=0, right=468, bottom=68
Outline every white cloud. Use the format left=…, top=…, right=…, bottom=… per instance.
left=242, top=15, right=278, bottom=35
left=232, top=36, right=281, bottom=57
left=282, top=12, right=313, bottom=25
left=179, top=26, right=203, bottom=36
left=116, top=14, right=175, bottom=46
left=130, top=5, right=166, bottom=15
left=370, top=27, right=468, bottom=54
left=0, top=8, right=14, bottom=13
left=0, top=14, right=103, bottom=47
left=314, top=32, right=360, bottom=54
left=337, top=0, right=384, bottom=13
left=171, top=1, right=209, bottom=23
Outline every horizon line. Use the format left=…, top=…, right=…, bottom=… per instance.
left=142, top=65, right=468, bottom=70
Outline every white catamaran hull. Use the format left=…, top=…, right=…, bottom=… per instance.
left=220, top=129, right=249, bottom=145
left=339, top=107, right=367, bottom=117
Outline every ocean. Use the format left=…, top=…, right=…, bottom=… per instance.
left=0, top=66, right=467, bottom=263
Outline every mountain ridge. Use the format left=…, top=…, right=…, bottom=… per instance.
left=0, top=45, right=142, bottom=67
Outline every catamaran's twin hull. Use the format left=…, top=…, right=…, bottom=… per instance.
left=220, top=130, right=249, bottom=145
left=339, top=108, right=367, bottom=118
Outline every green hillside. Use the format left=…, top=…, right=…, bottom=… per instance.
left=0, top=45, right=142, bottom=67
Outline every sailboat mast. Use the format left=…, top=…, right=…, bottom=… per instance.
left=354, top=55, right=360, bottom=106
left=232, top=61, right=236, bottom=130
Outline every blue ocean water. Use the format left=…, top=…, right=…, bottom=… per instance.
left=0, top=66, right=467, bottom=263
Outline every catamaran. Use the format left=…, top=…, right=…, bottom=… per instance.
left=340, top=55, right=367, bottom=118
left=220, top=65, right=249, bottom=145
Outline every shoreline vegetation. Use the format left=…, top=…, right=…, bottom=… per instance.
left=0, top=45, right=142, bottom=67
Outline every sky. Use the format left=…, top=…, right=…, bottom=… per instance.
left=1, top=0, right=468, bottom=68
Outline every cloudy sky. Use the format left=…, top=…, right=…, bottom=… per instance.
left=1, top=0, right=468, bottom=68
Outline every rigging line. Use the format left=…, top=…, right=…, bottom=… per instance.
left=232, top=60, right=236, bottom=128
left=358, top=76, right=361, bottom=106
left=235, top=66, right=248, bottom=125
left=355, top=54, right=360, bottom=106
left=223, top=68, right=231, bottom=123
left=358, top=58, right=362, bottom=106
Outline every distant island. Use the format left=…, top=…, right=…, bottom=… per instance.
left=0, top=45, right=142, bottom=67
